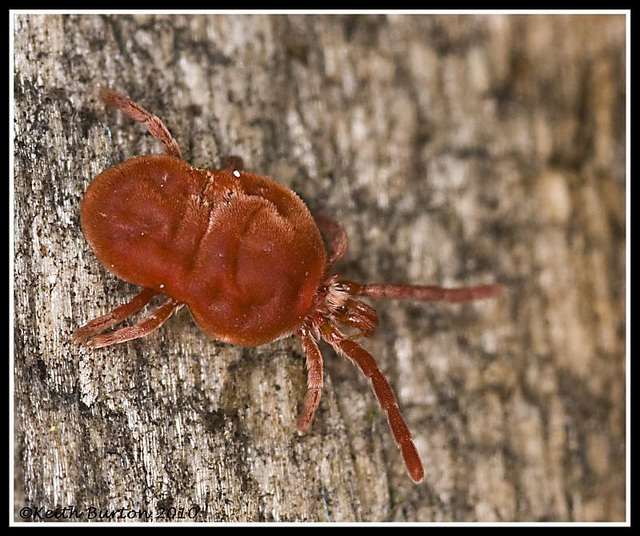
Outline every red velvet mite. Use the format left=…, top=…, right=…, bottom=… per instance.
left=74, top=89, right=503, bottom=484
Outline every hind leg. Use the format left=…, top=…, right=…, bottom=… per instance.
left=99, top=88, right=182, bottom=158
left=73, top=288, right=156, bottom=344
left=81, top=298, right=182, bottom=349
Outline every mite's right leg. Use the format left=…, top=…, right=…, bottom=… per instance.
left=319, top=321, right=425, bottom=483
left=72, top=288, right=156, bottom=344
left=334, top=298, right=379, bottom=337
left=99, top=88, right=182, bottom=159
left=296, top=324, right=324, bottom=434
left=82, top=298, right=183, bottom=349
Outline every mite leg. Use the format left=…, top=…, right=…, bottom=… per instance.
left=220, top=155, right=245, bottom=171
left=315, top=214, right=348, bottom=267
left=83, top=298, right=183, bottom=349
left=296, top=325, right=324, bottom=434
left=99, top=88, right=182, bottom=159
left=341, top=281, right=503, bottom=303
left=320, top=322, right=424, bottom=483
left=334, top=299, right=379, bottom=338
left=72, top=288, right=157, bottom=345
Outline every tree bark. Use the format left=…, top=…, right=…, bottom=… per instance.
left=13, top=14, right=626, bottom=522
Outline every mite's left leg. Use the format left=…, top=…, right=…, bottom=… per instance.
left=99, top=88, right=182, bottom=158
left=339, top=281, right=503, bottom=303
left=315, top=215, right=348, bottom=267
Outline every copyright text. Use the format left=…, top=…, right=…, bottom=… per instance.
left=19, top=505, right=201, bottom=521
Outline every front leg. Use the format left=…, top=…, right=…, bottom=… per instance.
left=339, top=281, right=503, bottom=303
left=319, top=321, right=424, bottom=483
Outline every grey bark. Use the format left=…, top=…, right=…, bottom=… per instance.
left=13, top=14, right=626, bottom=522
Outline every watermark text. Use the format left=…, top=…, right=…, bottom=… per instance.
left=19, top=504, right=201, bottom=521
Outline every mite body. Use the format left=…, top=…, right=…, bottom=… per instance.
left=75, top=89, right=502, bottom=483
left=81, top=154, right=326, bottom=346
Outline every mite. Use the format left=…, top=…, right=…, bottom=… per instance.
left=74, top=89, right=502, bottom=483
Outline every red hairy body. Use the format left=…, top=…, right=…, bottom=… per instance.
left=82, top=155, right=326, bottom=346
left=74, top=89, right=503, bottom=484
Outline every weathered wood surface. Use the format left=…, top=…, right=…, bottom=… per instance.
left=13, top=14, right=626, bottom=522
